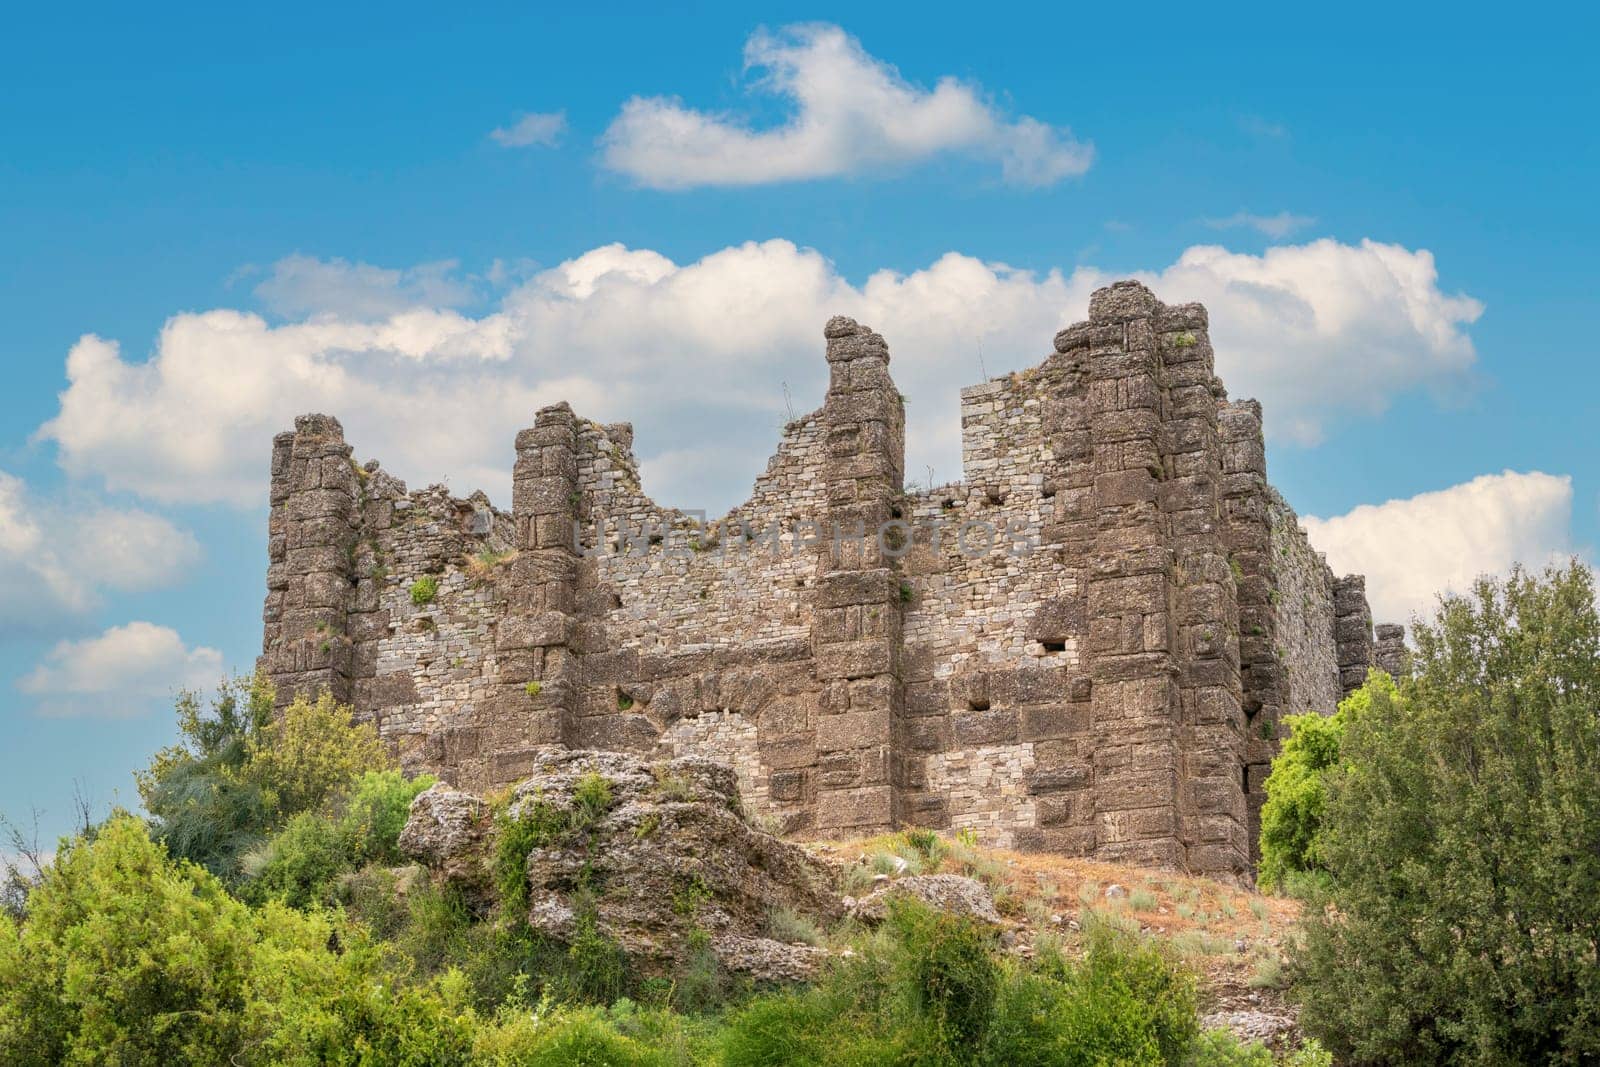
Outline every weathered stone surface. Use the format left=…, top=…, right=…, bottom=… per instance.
left=397, top=783, right=490, bottom=884
left=264, top=281, right=1393, bottom=884
left=851, top=874, right=1002, bottom=926
left=402, top=749, right=842, bottom=977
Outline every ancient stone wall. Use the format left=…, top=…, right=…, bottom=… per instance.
left=259, top=280, right=1404, bottom=881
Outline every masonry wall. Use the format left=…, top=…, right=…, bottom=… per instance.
left=260, top=280, right=1402, bottom=881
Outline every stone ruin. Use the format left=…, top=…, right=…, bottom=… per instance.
left=258, top=279, right=1403, bottom=882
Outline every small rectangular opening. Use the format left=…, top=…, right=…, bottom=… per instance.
left=1042, top=640, right=1066, bottom=653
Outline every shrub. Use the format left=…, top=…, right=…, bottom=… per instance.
left=0, top=815, right=474, bottom=1065
left=138, top=674, right=277, bottom=878
left=889, top=899, right=1000, bottom=1053
left=1257, top=679, right=1393, bottom=891
left=339, top=768, right=436, bottom=865
left=240, top=811, right=351, bottom=909
left=0, top=815, right=256, bottom=1064
left=409, top=575, right=439, bottom=605
left=240, top=690, right=391, bottom=819
left=1187, top=1029, right=1273, bottom=1065
left=1294, top=563, right=1600, bottom=1064
left=565, top=905, right=630, bottom=1005
left=475, top=1006, right=665, bottom=1066
left=768, top=906, right=823, bottom=946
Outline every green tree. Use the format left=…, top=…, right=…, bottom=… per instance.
left=138, top=673, right=277, bottom=878
left=139, top=678, right=394, bottom=881
left=1258, top=677, right=1396, bottom=892
left=240, top=690, right=390, bottom=817
left=0, top=814, right=255, bottom=1064
left=0, top=814, right=475, bottom=1065
left=1294, top=562, right=1600, bottom=1064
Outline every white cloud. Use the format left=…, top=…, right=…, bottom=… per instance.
left=38, top=237, right=1481, bottom=517
left=599, top=23, right=1092, bottom=189
left=19, top=621, right=223, bottom=718
left=1303, top=471, right=1576, bottom=624
left=0, top=470, right=199, bottom=632
left=490, top=111, right=567, bottom=148
left=1203, top=211, right=1316, bottom=239
left=254, top=255, right=477, bottom=320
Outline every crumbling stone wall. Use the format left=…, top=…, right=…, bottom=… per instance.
left=259, top=280, right=1403, bottom=881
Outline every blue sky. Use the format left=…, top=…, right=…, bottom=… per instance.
left=3, top=1, right=1597, bottom=844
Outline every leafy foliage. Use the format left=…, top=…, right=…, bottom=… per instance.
left=1293, top=563, right=1600, bottom=1064
left=240, top=690, right=390, bottom=817
left=340, top=768, right=437, bottom=866
left=0, top=815, right=475, bottom=1065
left=137, top=674, right=277, bottom=878
left=1256, top=679, right=1395, bottom=892
left=139, top=678, right=396, bottom=885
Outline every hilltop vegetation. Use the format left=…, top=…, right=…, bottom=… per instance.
left=3, top=563, right=1600, bottom=1064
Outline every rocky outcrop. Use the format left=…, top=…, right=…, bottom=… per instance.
left=397, top=783, right=490, bottom=881
left=401, top=749, right=843, bottom=981
left=851, top=874, right=1002, bottom=926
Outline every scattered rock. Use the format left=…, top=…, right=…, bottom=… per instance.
left=714, top=934, right=828, bottom=982
left=1201, top=1010, right=1298, bottom=1045
left=1104, top=883, right=1127, bottom=900
left=851, top=874, right=1002, bottom=926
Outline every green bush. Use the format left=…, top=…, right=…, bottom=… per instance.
left=241, top=810, right=351, bottom=909
left=1186, top=1029, right=1273, bottom=1065
left=138, top=674, right=278, bottom=878
left=987, top=921, right=1197, bottom=1067
left=0, top=814, right=474, bottom=1066
left=1257, top=708, right=1341, bottom=892
left=1294, top=563, right=1600, bottom=1064
left=409, top=576, right=439, bottom=605
left=340, top=768, right=436, bottom=865
left=240, top=690, right=391, bottom=818
left=476, top=1005, right=668, bottom=1066
left=889, top=898, right=1000, bottom=1053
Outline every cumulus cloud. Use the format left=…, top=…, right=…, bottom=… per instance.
left=1203, top=211, right=1316, bottom=239
left=490, top=111, right=567, bottom=148
left=1303, top=471, right=1576, bottom=624
left=254, top=255, right=477, bottom=320
left=38, top=237, right=1481, bottom=516
left=600, top=23, right=1092, bottom=189
left=0, top=470, right=199, bottom=632
left=18, top=621, right=224, bottom=718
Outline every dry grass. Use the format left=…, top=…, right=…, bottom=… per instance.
left=806, top=831, right=1301, bottom=1014
left=464, top=547, right=518, bottom=584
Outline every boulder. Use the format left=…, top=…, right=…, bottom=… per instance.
left=850, top=874, right=1002, bottom=926
left=397, top=783, right=490, bottom=888
left=400, top=748, right=842, bottom=981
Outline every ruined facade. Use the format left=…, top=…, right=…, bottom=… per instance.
left=259, top=280, right=1402, bottom=881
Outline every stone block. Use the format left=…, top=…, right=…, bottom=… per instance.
left=1026, top=764, right=1090, bottom=794
left=769, top=770, right=807, bottom=802
left=1019, top=703, right=1090, bottom=741
left=761, top=736, right=818, bottom=770
left=951, top=708, right=1018, bottom=746
left=496, top=612, right=573, bottom=650
left=815, top=640, right=891, bottom=680
left=814, top=568, right=897, bottom=608
left=816, top=708, right=891, bottom=752
left=816, top=786, right=893, bottom=831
